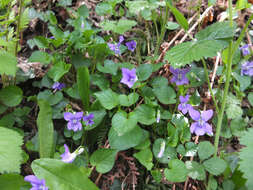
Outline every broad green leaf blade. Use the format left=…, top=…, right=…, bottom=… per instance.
left=118, top=93, right=139, bottom=107
left=32, top=158, right=99, bottom=190
left=239, top=128, right=253, bottom=189
left=153, top=85, right=176, bottom=104
left=164, top=159, right=188, bottom=182
left=109, top=125, right=144, bottom=150
left=112, top=110, right=138, bottom=136
left=37, top=90, right=63, bottom=106
left=100, top=19, right=137, bottom=34
left=0, top=127, right=23, bottom=173
left=29, top=51, right=52, bottom=65
left=0, top=174, right=28, bottom=190
left=135, top=104, right=156, bottom=125
left=168, top=4, right=188, bottom=30
left=134, top=148, right=153, bottom=170
left=0, top=85, right=23, bottom=107
left=37, top=100, right=54, bottom=158
left=203, top=157, right=227, bottom=176
left=90, top=148, right=118, bottom=173
left=47, top=62, right=71, bottom=81
left=198, top=141, right=215, bottom=160
left=165, top=21, right=235, bottom=67
left=0, top=50, right=17, bottom=76
left=77, top=66, right=90, bottom=110
left=136, top=64, right=153, bottom=81
left=165, top=40, right=225, bottom=68
left=185, top=161, right=206, bottom=180
left=94, top=89, right=119, bottom=110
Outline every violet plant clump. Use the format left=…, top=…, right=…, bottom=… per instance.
left=61, top=144, right=84, bottom=163
left=125, top=40, right=136, bottom=52
left=107, top=35, right=124, bottom=55
left=64, top=112, right=84, bottom=132
left=178, top=95, right=193, bottom=114
left=24, top=175, right=48, bottom=190
left=52, top=82, right=65, bottom=91
left=170, top=66, right=190, bottom=85
left=240, top=44, right=250, bottom=56
left=189, top=109, right=213, bottom=136
left=241, top=61, right=253, bottom=76
left=120, top=68, right=138, bottom=88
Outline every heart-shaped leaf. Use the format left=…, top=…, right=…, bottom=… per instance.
left=164, top=159, right=188, bottom=182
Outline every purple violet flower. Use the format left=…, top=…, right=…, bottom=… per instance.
left=125, top=40, right=136, bottom=52
left=83, top=113, right=94, bottom=126
left=61, top=144, right=84, bottom=163
left=120, top=68, right=138, bottom=88
left=170, top=67, right=190, bottom=86
left=108, top=36, right=124, bottom=55
left=156, top=110, right=161, bottom=123
left=52, top=82, right=65, bottom=91
left=157, top=140, right=165, bottom=158
left=240, top=44, right=250, bottom=56
left=24, top=175, right=48, bottom=190
left=241, top=61, right=253, bottom=76
left=189, top=109, right=213, bottom=136
left=64, top=112, right=83, bottom=132
left=178, top=95, right=193, bottom=114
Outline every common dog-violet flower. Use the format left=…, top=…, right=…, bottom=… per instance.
left=108, top=36, right=124, bottom=55
left=241, top=61, right=253, bottom=76
left=52, top=82, right=65, bottom=91
left=24, top=175, right=48, bottom=190
left=170, top=66, right=190, bottom=86
left=189, top=109, right=213, bottom=136
left=64, top=112, right=83, bottom=131
left=120, top=68, right=138, bottom=88
left=240, top=44, right=250, bottom=56
left=61, top=144, right=84, bottom=163
left=126, top=40, right=136, bottom=52
left=178, top=95, right=193, bottom=114
left=83, top=113, right=94, bottom=126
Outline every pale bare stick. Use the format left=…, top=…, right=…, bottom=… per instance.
left=179, top=6, right=214, bottom=43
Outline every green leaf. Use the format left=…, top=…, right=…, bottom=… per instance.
left=185, top=161, right=206, bottom=180
left=198, top=141, right=215, bottom=160
left=33, top=36, right=50, bottom=49
left=168, top=4, right=188, bottom=30
left=231, top=117, right=247, bottom=137
left=100, top=19, right=137, bottom=34
left=112, top=110, right=138, bottom=136
left=47, top=62, right=71, bottom=81
left=90, top=149, right=118, bottom=173
left=135, top=104, right=156, bottom=125
left=94, top=89, right=119, bottom=110
left=153, top=138, right=177, bottom=164
left=151, top=170, right=163, bottom=183
left=0, top=85, right=23, bottom=107
left=126, top=0, right=165, bottom=15
left=29, top=51, right=51, bottom=65
left=77, top=66, right=90, bottom=110
left=153, top=85, right=176, bottom=104
left=239, top=128, right=253, bottom=189
left=97, top=60, right=118, bottom=75
left=0, top=174, right=28, bottom=190
left=32, top=158, right=99, bottom=190
left=109, top=125, right=144, bottom=150
left=78, top=5, right=89, bottom=18
left=226, top=93, right=243, bottom=119
left=248, top=92, right=253, bottom=106
left=38, top=90, right=63, bottom=106
left=37, top=100, right=54, bottom=158
left=203, top=157, right=227, bottom=176
left=0, top=50, right=17, bottom=76
left=95, top=2, right=112, bottom=16
left=164, top=159, right=188, bottom=182
left=118, top=93, right=139, bottom=107
left=166, top=21, right=179, bottom=30
left=136, top=64, right=153, bottom=81
left=0, top=127, right=23, bottom=173
left=165, top=22, right=235, bottom=67
left=233, top=72, right=251, bottom=91
left=134, top=148, right=153, bottom=170
left=91, top=74, right=110, bottom=90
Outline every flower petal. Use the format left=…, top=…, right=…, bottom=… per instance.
left=201, top=109, right=213, bottom=122
left=64, top=112, right=74, bottom=121
left=189, top=109, right=200, bottom=121
left=204, top=123, right=213, bottom=136
left=194, top=126, right=206, bottom=136
left=190, top=122, right=198, bottom=134
left=24, top=175, right=41, bottom=185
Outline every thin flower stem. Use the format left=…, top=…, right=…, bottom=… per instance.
left=201, top=58, right=219, bottom=112
left=207, top=0, right=233, bottom=189
left=153, top=5, right=169, bottom=63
